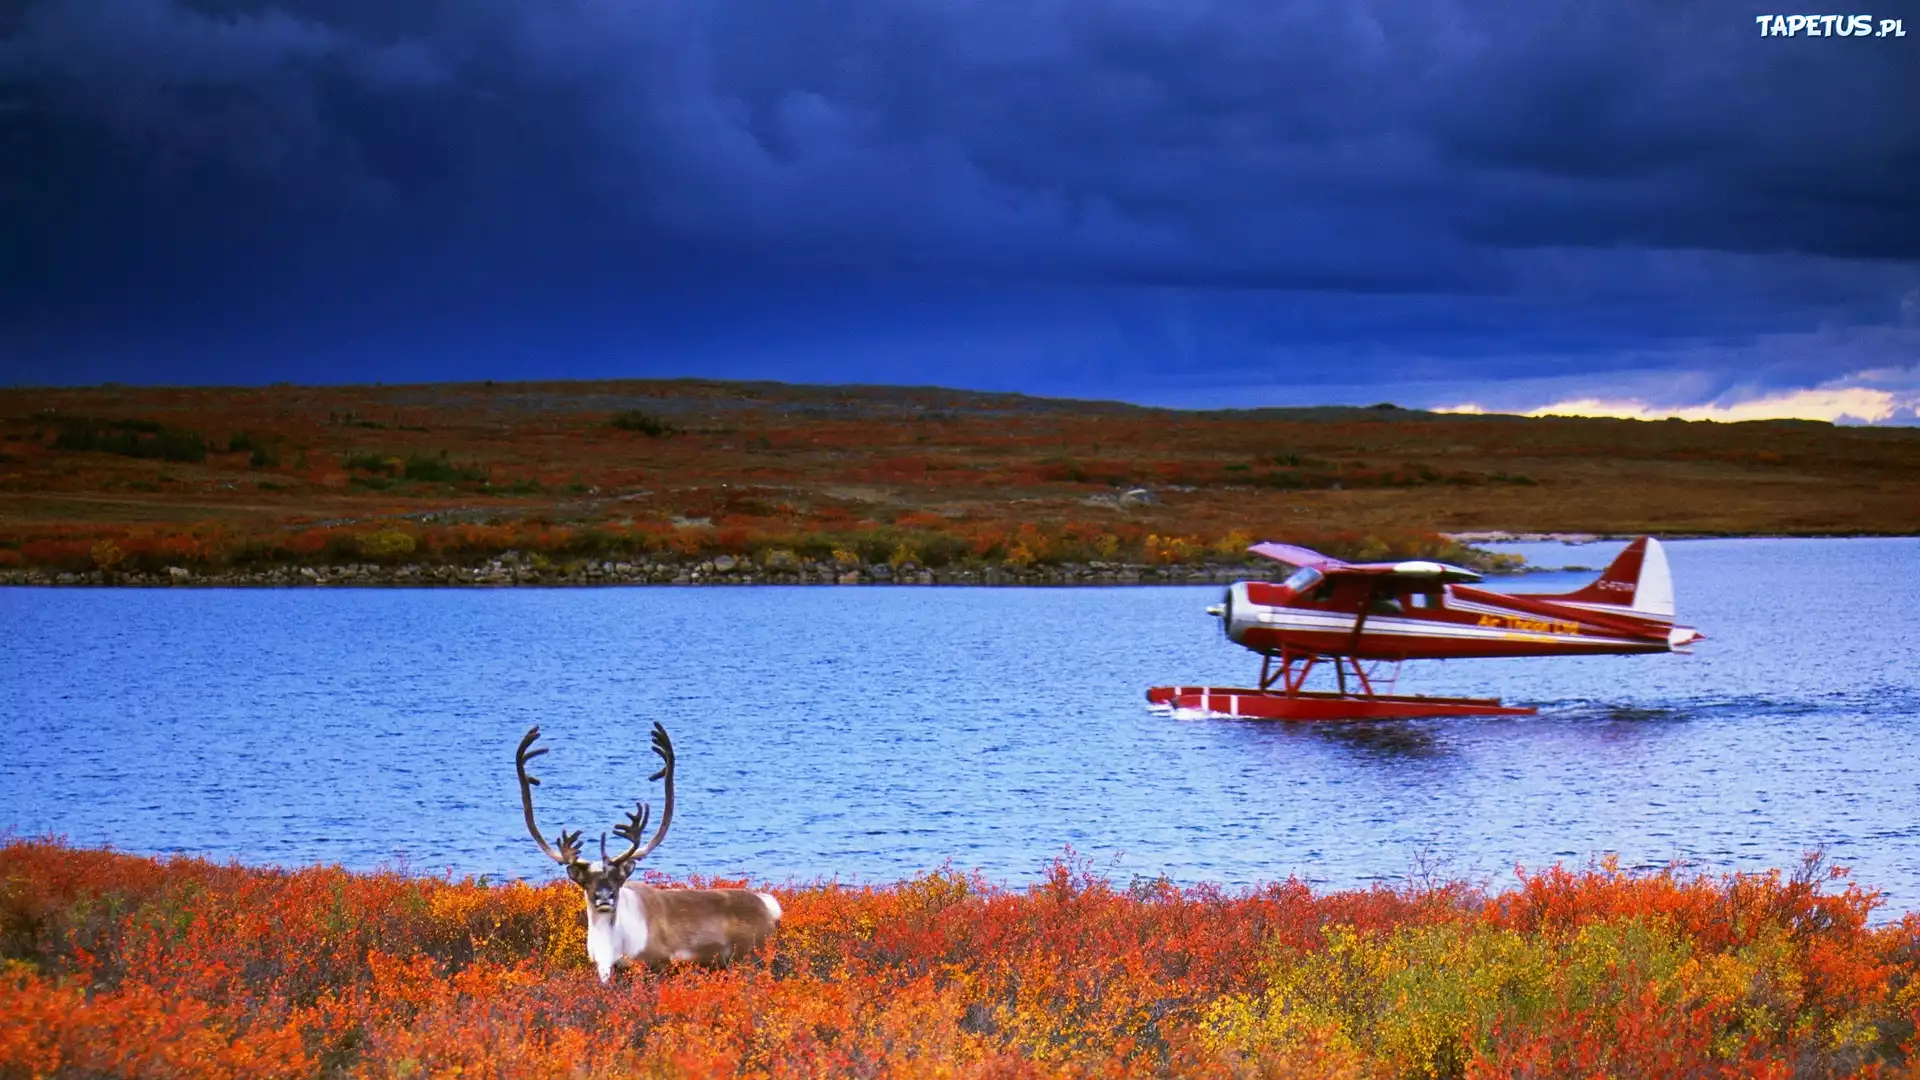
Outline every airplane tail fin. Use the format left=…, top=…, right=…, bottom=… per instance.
left=1536, top=536, right=1675, bottom=620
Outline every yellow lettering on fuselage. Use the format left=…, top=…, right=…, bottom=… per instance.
left=1477, top=614, right=1580, bottom=635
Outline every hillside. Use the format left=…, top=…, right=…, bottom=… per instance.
left=2, top=379, right=1916, bottom=582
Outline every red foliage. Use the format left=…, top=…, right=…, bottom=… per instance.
left=2, top=381, right=1917, bottom=565
left=0, top=842, right=1915, bottom=1078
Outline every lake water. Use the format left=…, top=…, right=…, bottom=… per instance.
left=3, top=538, right=1918, bottom=911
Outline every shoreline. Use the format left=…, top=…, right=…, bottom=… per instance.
left=5, top=534, right=1908, bottom=588
left=0, top=555, right=1272, bottom=588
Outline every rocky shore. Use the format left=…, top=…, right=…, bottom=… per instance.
left=0, top=553, right=1276, bottom=588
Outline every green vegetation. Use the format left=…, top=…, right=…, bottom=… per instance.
left=226, top=432, right=284, bottom=469
left=401, top=451, right=487, bottom=485
left=52, top=417, right=207, bottom=463
left=343, top=450, right=487, bottom=486
left=609, top=409, right=679, bottom=437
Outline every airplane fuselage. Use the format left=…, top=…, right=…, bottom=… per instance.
left=1219, top=576, right=1695, bottom=661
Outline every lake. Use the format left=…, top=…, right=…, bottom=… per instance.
left=3, top=538, right=1917, bottom=910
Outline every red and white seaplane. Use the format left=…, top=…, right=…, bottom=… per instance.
left=1148, top=536, right=1702, bottom=721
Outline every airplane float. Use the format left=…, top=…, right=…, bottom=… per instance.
left=1148, top=536, right=1702, bottom=721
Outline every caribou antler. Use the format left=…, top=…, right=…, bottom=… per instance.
left=516, top=726, right=583, bottom=865
left=603, top=722, right=676, bottom=867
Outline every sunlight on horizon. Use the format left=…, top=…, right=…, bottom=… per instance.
left=1435, top=386, right=1917, bottom=425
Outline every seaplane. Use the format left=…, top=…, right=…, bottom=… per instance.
left=1148, top=536, right=1702, bottom=721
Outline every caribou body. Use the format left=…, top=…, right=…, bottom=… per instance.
left=516, top=722, right=781, bottom=981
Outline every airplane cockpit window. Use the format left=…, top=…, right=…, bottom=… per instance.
left=1369, top=595, right=1404, bottom=615
left=1282, top=566, right=1323, bottom=593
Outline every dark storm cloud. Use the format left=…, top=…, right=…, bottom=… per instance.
left=2, top=0, right=1917, bottom=410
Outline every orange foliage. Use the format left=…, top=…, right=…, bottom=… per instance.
left=1, top=380, right=1917, bottom=570
left=0, top=514, right=1523, bottom=577
left=1, top=841, right=1915, bottom=1078
left=4, top=380, right=1916, bottom=578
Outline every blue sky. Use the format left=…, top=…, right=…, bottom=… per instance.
left=2, top=0, right=1917, bottom=421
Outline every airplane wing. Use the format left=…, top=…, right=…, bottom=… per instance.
left=1339, top=560, right=1484, bottom=584
left=1248, top=542, right=1482, bottom=584
left=1247, top=542, right=1349, bottom=569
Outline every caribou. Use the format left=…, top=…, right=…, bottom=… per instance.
left=515, top=721, right=781, bottom=981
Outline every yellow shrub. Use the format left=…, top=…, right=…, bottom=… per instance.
left=1353, top=537, right=1393, bottom=562
left=356, top=530, right=417, bottom=560
left=1212, top=530, right=1253, bottom=558
left=1204, top=918, right=1754, bottom=1079
left=1144, top=535, right=1196, bottom=564
left=90, top=540, right=125, bottom=570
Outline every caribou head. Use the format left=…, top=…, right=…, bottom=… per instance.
left=516, top=721, right=673, bottom=912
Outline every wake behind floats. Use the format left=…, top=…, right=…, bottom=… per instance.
left=1147, top=536, right=1703, bottom=722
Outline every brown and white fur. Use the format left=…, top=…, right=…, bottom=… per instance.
left=517, top=722, right=782, bottom=982
left=574, top=857, right=782, bottom=979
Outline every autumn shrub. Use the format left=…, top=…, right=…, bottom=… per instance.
left=402, top=452, right=487, bottom=485
left=53, top=418, right=207, bottom=464
left=1210, top=531, right=1254, bottom=559
left=19, top=538, right=97, bottom=570
left=915, top=531, right=973, bottom=568
left=356, top=529, right=418, bottom=562
left=0, top=511, right=1508, bottom=577
left=1208, top=917, right=1792, bottom=1076
left=323, top=531, right=367, bottom=564
left=557, top=527, right=629, bottom=558
left=341, top=452, right=394, bottom=474
left=225, top=534, right=290, bottom=567
left=1143, top=533, right=1200, bottom=565
left=88, top=540, right=124, bottom=572
left=0, top=841, right=1914, bottom=1079
left=610, top=410, right=678, bottom=437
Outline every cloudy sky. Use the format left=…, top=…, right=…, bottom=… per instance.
left=3, top=0, right=1917, bottom=421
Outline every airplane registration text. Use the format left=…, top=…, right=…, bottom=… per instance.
left=1478, top=614, right=1581, bottom=635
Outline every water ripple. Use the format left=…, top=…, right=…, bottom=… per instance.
left=2, top=538, right=1917, bottom=913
